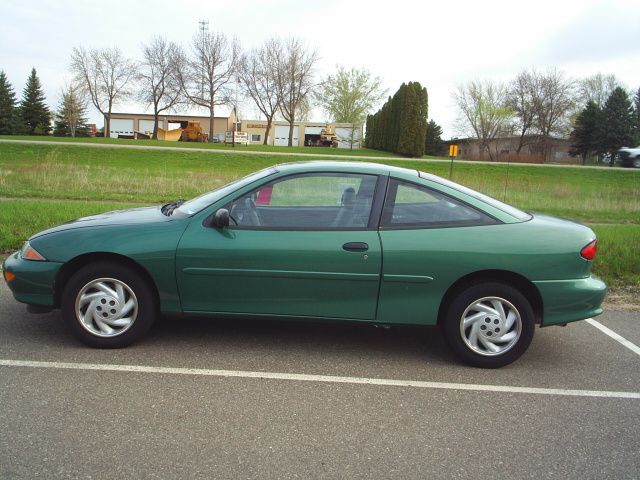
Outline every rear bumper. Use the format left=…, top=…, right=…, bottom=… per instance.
left=534, top=275, right=607, bottom=326
left=2, top=251, right=63, bottom=307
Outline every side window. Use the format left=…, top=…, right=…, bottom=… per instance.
left=381, top=180, right=497, bottom=228
left=228, top=173, right=378, bottom=229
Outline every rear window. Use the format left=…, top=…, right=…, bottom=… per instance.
left=418, top=171, right=532, bottom=221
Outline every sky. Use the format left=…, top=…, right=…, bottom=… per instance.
left=1, top=0, right=639, bottom=138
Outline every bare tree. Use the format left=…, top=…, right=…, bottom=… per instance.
left=238, top=38, right=283, bottom=145
left=578, top=73, right=621, bottom=109
left=177, top=29, right=240, bottom=142
left=295, top=96, right=313, bottom=122
left=54, top=83, right=88, bottom=137
left=533, top=69, right=575, bottom=159
left=138, top=36, right=182, bottom=139
left=70, top=46, right=137, bottom=137
left=506, top=70, right=538, bottom=154
left=276, top=38, right=318, bottom=146
left=454, top=80, right=512, bottom=161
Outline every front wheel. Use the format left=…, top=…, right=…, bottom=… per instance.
left=443, top=283, right=535, bottom=368
left=61, top=262, right=157, bottom=348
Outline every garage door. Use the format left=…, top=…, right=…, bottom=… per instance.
left=109, top=119, right=134, bottom=138
left=336, top=127, right=362, bottom=149
left=139, top=119, right=162, bottom=135
left=274, top=125, right=298, bottom=146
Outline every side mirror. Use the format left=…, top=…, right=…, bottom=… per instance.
left=212, top=208, right=230, bottom=228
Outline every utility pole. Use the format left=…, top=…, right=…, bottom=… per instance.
left=233, top=73, right=240, bottom=148
left=198, top=19, right=209, bottom=101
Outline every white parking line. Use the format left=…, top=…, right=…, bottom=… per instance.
left=1, top=358, right=638, bottom=399
left=586, top=318, right=640, bottom=356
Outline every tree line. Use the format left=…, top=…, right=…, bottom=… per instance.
left=0, top=66, right=94, bottom=137
left=0, top=69, right=54, bottom=136
left=364, top=82, right=429, bottom=157
left=0, top=26, right=388, bottom=146
left=570, top=87, right=640, bottom=165
left=453, top=71, right=640, bottom=162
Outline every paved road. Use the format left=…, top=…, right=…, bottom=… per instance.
left=1, top=138, right=638, bottom=171
left=1, top=282, right=639, bottom=479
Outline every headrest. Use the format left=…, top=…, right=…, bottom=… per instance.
left=341, top=187, right=356, bottom=206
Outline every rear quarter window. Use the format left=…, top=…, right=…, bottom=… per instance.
left=381, top=179, right=498, bottom=228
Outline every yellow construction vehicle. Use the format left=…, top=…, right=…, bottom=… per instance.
left=319, top=124, right=338, bottom=147
left=157, top=127, right=183, bottom=141
left=180, top=121, right=209, bottom=142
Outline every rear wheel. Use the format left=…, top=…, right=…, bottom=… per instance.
left=61, top=262, right=157, bottom=348
left=443, top=282, right=535, bottom=368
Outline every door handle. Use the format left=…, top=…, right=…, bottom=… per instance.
left=343, top=242, right=369, bottom=252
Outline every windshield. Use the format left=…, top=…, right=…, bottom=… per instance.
left=175, top=167, right=277, bottom=215
left=418, top=171, right=532, bottom=221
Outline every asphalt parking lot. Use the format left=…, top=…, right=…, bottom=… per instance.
left=1, top=282, right=638, bottom=479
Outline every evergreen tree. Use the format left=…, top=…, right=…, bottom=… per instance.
left=363, top=82, right=428, bottom=157
left=569, top=101, right=601, bottom=164
left=53, top=85, right=89, bottom=137
left=633, top=87, right=640, bottom=145
left=425, top=119, right=445, bottom=156
left=389, top=83, right=405, bottom=151
left=397, top=82, right=428, bottom=157
left=598, top=87, right=634, bottom=166
left=19, top=68, right=51, bottom=135
left=396, top=82, right=415, bottom=154
left=0, top=70, right=17, bottom=134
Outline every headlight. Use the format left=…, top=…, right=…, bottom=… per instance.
left=20, top=241, right=47, bottom=261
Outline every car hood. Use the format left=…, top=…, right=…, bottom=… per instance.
left=31, top=205, right=172, bottom=239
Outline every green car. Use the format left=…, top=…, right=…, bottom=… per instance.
left=2, top=162, right=606, bottom=367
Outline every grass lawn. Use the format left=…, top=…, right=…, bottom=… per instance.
left=591, top=225, right=640, bottom=287
left=0, top=141, right=638, bottom=288
left=0, top=134, right=411, bottom=158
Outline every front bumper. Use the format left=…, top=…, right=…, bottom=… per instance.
left=2, top=251, right=63, bottom=307
left=533, top=275, right=607, bottom=326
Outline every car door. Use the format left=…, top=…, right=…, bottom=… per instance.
left=376, top=178, right=500, bottom=325
left=176, top=172, right=384, bottom=320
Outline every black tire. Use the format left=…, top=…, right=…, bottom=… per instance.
left=443, top=282, right=535, bottom=368
left=61, top=261, right=157, bottom=348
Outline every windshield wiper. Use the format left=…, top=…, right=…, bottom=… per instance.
left=161, top=199, right=185, bottom=216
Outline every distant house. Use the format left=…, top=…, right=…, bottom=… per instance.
left=448, top=135, right=573, bottom=164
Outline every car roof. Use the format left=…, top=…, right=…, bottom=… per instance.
left=273, top=161, right=419, bottom=177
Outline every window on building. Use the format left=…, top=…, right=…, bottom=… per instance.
left=251, top=134, right=261, bottom=142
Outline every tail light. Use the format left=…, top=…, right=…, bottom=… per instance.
left=580, top=240, right=597, bottom=260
